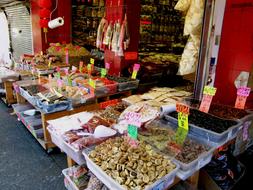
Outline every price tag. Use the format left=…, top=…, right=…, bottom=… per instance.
left=237, top=87, right=251, bottom=96
left=176, top=103, right=190, bottom=115
left=235, top=95, right=247, bottom=109
left=128, top=125, right=138, bottom=140
left=90, top=58, right=95, bottom=64
left=87, top=64, right=92, bottom=75
left=125, top=112, right=141, bottom=127
left=174, top=127, right=188, bottom=145
left=65, top=49, right=69, bottom=65
left=105, top=62, right=110, bottom=70
left=79, top=61, right=84, bottom=73
left=235, top=87, right=251, bottom=109
left=199, top=94, right=213, bottom=113
left=56, top=66, right=61, bottom=72
left=131, top=70, right=137, bottom=79
left=57, top=79, right=64, bottom=88
left=100, top=99, right=118, bottom=109
left=178, top=112, right=188, bottom=130
left=68, top=77, right=72, bottom=86
left=131, top=64, right=140, bottom=79
left=101, top=68, right=107, bottom=78
left=203, top=86, right=217, bottom=96
left=55, top=72, right=61, bottom=79
left=89, top=78, right=96, bottom=88
left=48, top=59, right=52, bottom=68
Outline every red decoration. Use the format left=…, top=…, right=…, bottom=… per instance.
left=39, top=8, right=51, bottom=18
left=39, top=19, right=49, bottom=28
left=38, top=0, right=52, bottom=9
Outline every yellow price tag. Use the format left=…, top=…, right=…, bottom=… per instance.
left=48, top=60, right=51, bottom=68
left=178, top=112, right=188, bottom=131
left=89, top=79, right=96, bottom=88
left=90, top=58, right=95, bottom=64
left=131, top=70, right=137, bottom=79
left=203, top=86, right=217, bottom=96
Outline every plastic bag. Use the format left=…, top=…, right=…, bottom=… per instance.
left=175, top=0, right=192, bottom=12
left=71, top=136, right=108, bottom=150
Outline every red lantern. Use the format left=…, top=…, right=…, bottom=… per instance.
left=38, top=0, right=52, bottom=9
left=39, top=8, right=51, bottom=18
left=39, top=18, right=49, bottom=28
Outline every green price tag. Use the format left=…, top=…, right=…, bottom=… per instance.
left=68, top=77, right=72, bottom=86
left=131, top=70, right=137, bottom=79
left=128, top=124, right=138, bottom=140
left=203, top=86, right=217, bottom=96
left=90, top=58, right=95, bottom=64
left=101, top=68, right=107, bottom=78
left=174, top=127, right=188, bottom=145
left=178, top=112, right=189, bottom=130
left=89, top=78, right=96, bottom=88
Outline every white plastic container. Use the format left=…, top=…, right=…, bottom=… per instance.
left=62, top=168, right=79, bottom=190
left=83, top=151, right=179, bottom=190
left=47, top=127, right=86, bottom=165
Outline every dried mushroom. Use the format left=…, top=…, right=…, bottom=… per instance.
left=89, top=137, right=176, bottom=189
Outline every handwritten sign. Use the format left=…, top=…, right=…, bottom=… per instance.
left=101, top=68, right=107, bottom=78
left=176, top=103, right=190, bottom=115
left=203, top=86, right=217, bottom=96
left=131, top=64, right=140, bottom=79
left=175, top=103, right=189, bottom=145
left=105, top=62, right=110, bottom=70
left=48, top=59, right=52, bottom=68
left=100, top=99, right=118, bottom=109
left=200, top=86, right=217, bottom=113
left=199, top=94, right=213, bottom=113
left=87, top=64, right=91, bottom=75
left=89, top=78, right=96, bottom=88
left=90, top=58, right=94, bottom=65
left=237, top=87, right=251, bottom=97
left=125, top=112, right=141, bottom=127
left=128, top=125, right=138, bottom=140
left=235, top=87, right=251, bottom=109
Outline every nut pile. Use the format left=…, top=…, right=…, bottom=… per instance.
left=89, top=137, right=176, bottom=190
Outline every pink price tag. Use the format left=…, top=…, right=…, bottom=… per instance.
left=64, top=68, right=69, bottom=75
left=125, top=112, right=141, bottom=127
left=199, top=94, right=213, bottom=113
left=237, top=87, right=251, bottom=97
left=57, top=79, right=64, bottom=87
left=56, top=47, right=61, bottom=52
left=105, top=62, right=110, bottom=70
left=133, top=63, right=140, bottom=71
left=56, top=66, right=60, bottom=72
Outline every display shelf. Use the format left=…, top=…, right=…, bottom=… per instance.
left=12, top=103, right=46, bottom=149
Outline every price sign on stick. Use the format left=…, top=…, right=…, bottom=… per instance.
left=90, top=58, right=94, bottom=65
left=131, top=64, right=140, bottom=79
left=105, top=62, right=110, bottom=70
left=125, top=112, right=141, bottom=144
left=175, top=103, right=189, bottom=145
left=199, top=86, right=217, bottom=113
left=87, top=64, right=92, bottom=75
left=101, top=68, right=107, bottom=78
left=79, top=61, right=83, bottom=73
left=65, top=49, right=69, bottom=65
left=235, top=87, right=251, bottom=109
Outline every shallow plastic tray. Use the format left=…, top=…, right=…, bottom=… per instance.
left=95, top=83, right=118, bottom=97
left=62, top=168, right=80, bottom=190
left=19, top=87, right=37, bottom=105
left=36, top=99, right=72, bottom=113
left=83, top=151, right=179, bottom=190
left=47, top=127, right=86, bottom=165
left=164, top=108, right=242, bottom=147
left=117, top=80, right=139, bottom=91
left=144, top=120, right=215, bottom=180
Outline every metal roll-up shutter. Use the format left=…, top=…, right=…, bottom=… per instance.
left=5, top=3, right=33, bottom=61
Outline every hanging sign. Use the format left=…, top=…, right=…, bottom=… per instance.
left=235, top=87, right=251, bottom=109
left=199, top=86, right=217, bottom=113
left=131, top=64, right=140, bottom=79
left=89, top=78, right=96, bottom=89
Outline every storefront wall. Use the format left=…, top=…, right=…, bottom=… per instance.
left=214, top=0, right=253, bottom=107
